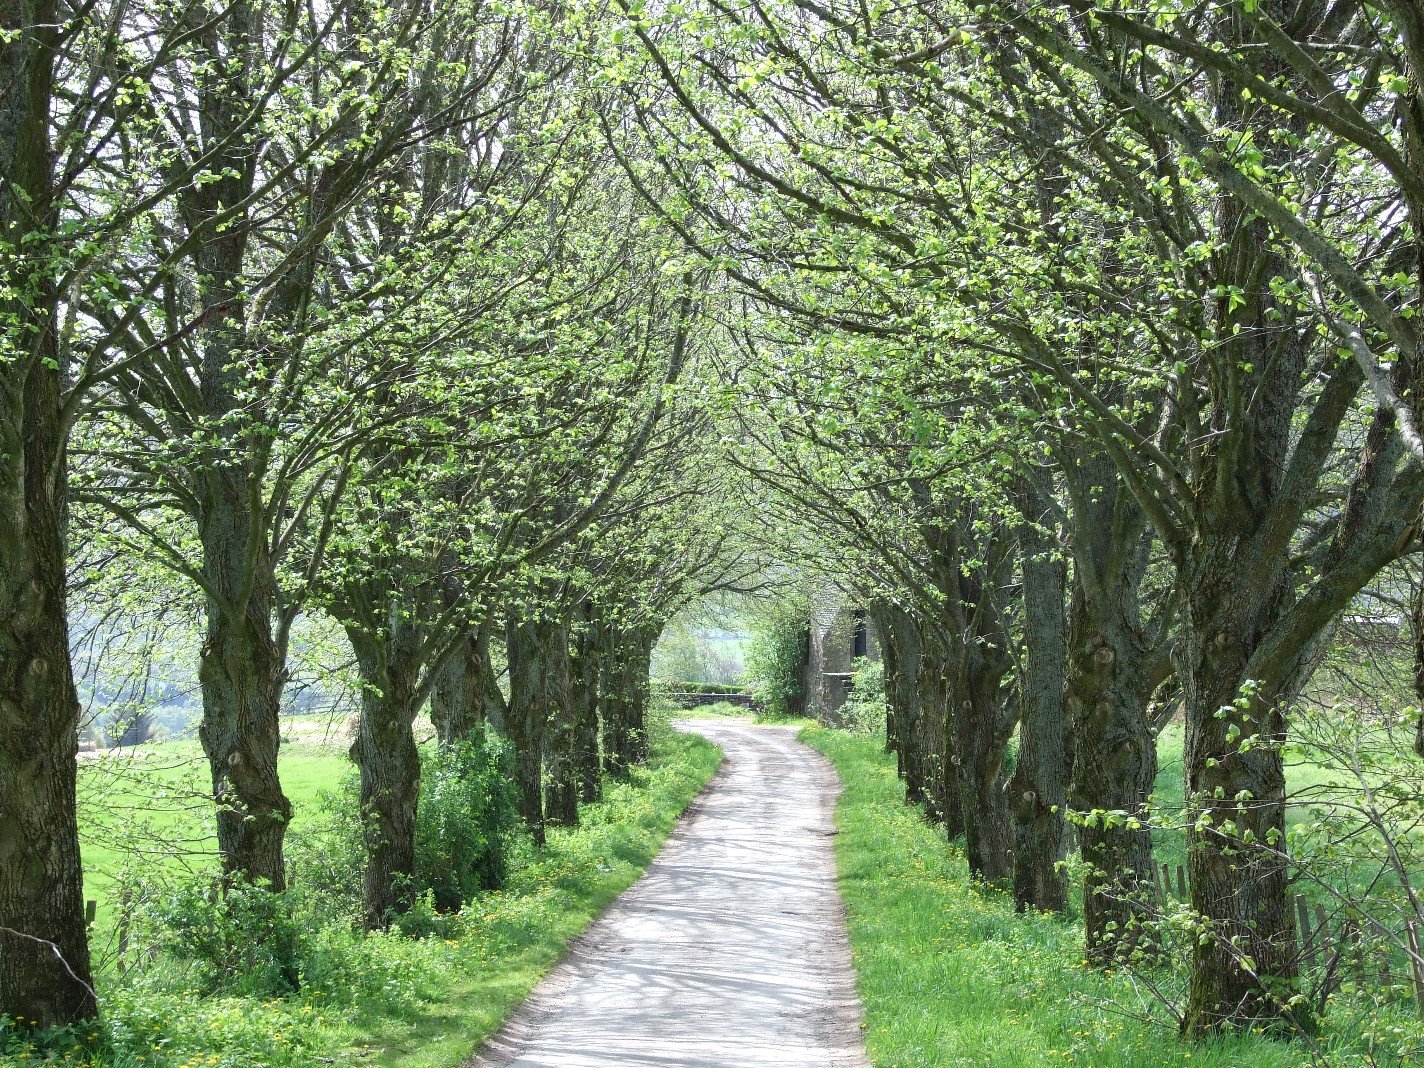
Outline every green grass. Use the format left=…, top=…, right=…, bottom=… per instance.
left=6, top=719, right=720, bottom=1068
left=77, top=740, right=349, bottom=934
left=802, top=724, right=1423, bottom=1068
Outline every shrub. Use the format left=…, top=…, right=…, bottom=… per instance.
left=414, top=733, right=520, bottom=912
left=745, top=599, right=811, bottom=717
left=142, top=877, right=305, bottom=996
left=840, top=656, right=887, bottom=734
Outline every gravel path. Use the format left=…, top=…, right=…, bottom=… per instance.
left=467, top=720, right=871, bottom=1068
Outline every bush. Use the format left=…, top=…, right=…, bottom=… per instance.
left=142, top=877, right=305, bottom=996
left=840, top=657, right=887, bottom=734
left=415, top=734, right=520, bottom=911
left=745, top=599, right=811, bottom=717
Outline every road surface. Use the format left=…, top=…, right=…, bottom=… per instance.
left=468, top=720, right=870, bottom=1068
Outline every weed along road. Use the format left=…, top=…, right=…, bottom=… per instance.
left=468, top=720, right=871, bottom=1068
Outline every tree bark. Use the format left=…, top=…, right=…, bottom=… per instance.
left=505, top=611, right=570, bottom=846
left=184, top=16, right=292, bottom=889
left=0, top=0, right=97, bottom=1023
left=195, top=515, right=291, bottom=889
left=1067, top=585, right=1162, bottom=961
left=1177, top=541, right=1308, bottom=1033
left=1058, top=453, right=1170, bottom=962
left=569, top=608, right=603, bottom=803
left=950, top=647, right=1015, bottom=886
left=347, top=619, right=423, bottom=929
left=431, top=620, right=497, bottom=747
left=1007, top=503, right=1070, bottom=913
left=928, top=518, right=1014, bottom=885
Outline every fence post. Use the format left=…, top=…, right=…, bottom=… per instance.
left=1296, top=896, right=1317, bottom=970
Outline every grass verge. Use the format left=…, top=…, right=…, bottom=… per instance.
left=4, top=721, right=720, bottom=1068
left=349, top=723, right=722, bottom=1067
left=802, top=724, right=1421, bottom=1068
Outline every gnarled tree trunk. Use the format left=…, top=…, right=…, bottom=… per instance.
left=0, top=3, right=96, bottom=1021
left=1178, top=550, right=1301, bottom=1033
left=195, top=502, right=291, bottom=890
left=1067, top=583, right=1162, bottom=963
left=347, top=619, right=423, bottom=929
left=432, top=620, right=499, bottom=747
left=1058, top=454, right=1169, bottom=962
left=183, top=3, right=291, bottom=892
left=949, top=645, right=1014, bottom=886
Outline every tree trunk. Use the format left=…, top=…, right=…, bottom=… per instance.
left=0, top=373, right=96, bottom=1027
left=431, top=621, right=496, bottom=747
left=1007, top=506, right=1070, bottom=913
left=873, top=603, right=918, bottom=799
left=570, top=610, right=603, bottom=803
left=1178, top=550, right=1300, bottom=1034
left=601, top=623, right=657, bottom=776
left=195, top=512, right=291, bottom=890
left=950, top=650, right=1014, bottom=886
left=871, top=601, right=903, bottom=759
left=873, top=601, right=961, bottom=832
left=505, top=612, right=569, bottom=846
left=1056, top=448, right=1170, bottom=962
left=542, top=623, right=579, bottom=828
left=914, top=642, right=962, bottom=835
left=0, top=1, right=97, bottom=1021
left=347, top=621, right=423, bottom=929
left=1066, top=584, right=1161, bottom=963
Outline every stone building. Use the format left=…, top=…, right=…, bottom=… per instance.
left=803, top=595, right=880, bottom=722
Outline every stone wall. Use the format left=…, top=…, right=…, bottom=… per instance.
left=804, top=594, right=880, bottom=723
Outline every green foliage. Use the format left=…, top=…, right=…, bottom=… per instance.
left=839, top=657, right=887, bottom=734
left=414, top=736, right=519, bottom=911
left=745, top=599, right=810, bottom=718
left=142, top=878, right=304, bottom=997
